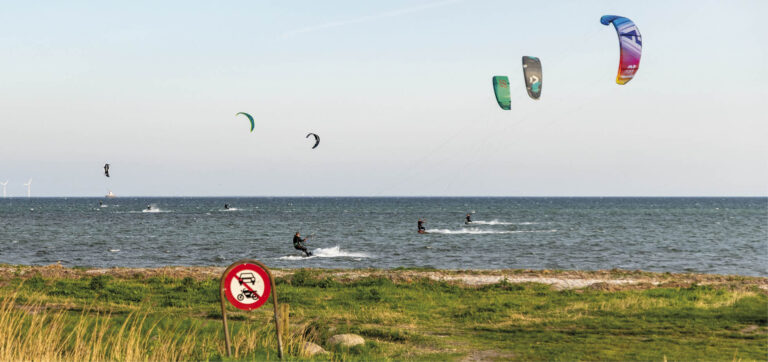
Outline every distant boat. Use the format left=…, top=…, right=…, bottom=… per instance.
left=106, top=191, right=116, bottom=198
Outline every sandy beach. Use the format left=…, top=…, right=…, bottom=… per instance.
left=4, top=263, right=765, bottom=291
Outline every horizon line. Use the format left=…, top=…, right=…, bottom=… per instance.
left=2, top=195, right=766, bottom=199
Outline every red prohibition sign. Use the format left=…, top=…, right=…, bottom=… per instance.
left=223, top=263, right=272, bottom=310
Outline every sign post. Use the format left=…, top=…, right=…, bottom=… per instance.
left=219, top=259, right=283, bottom=359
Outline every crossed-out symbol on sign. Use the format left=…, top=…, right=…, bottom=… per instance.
left=223, top=262, right=272, bottom=311
left=235, top=272, right=262, bottom=302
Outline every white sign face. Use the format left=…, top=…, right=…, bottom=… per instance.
left=229, top=270, right=266, bottom=304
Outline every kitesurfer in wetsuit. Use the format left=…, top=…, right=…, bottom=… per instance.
left=293, top=232, right=312, bottom=256
left=465, top=213, right=472, bottom=224
left=224, top=204, right=229, bottom=210
left=417, top=218, right=426, bottom=233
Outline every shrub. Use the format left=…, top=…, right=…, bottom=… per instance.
left=89, top=275, right=111, bottom=291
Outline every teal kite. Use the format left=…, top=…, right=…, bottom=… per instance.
left=492, top=76, right=511, bottom=110
left=236, top=112, right=255, bottom=132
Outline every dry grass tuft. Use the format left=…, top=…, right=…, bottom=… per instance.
left=0, top=292, right=307, bottom=361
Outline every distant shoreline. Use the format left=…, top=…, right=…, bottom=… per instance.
left=3, top=196, right=768, bottom=198
left=3, top=263, right=766, bottom=291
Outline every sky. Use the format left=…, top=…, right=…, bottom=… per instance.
left=0, top=0, right=766, bottom=197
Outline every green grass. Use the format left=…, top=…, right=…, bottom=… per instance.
left=1, top=268, right=766, bottom=361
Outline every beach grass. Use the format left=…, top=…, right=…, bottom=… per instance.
left=0, top=266, right=765, bottom=361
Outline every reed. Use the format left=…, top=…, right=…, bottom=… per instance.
left=0, top=291, right=306, bottom=361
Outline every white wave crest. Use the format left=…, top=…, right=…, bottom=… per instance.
left=141, top=207, right=167, bottom=213
left=469, top=219, right=515, bottom=225
left=314, top=245, right=369, bottom=258
left=221, top=208, right=240, bottom=211
left=278, top=245, right=370, bottom=260
left=426, top=228, right=556, bottom=234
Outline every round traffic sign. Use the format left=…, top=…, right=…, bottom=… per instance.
left=223, top=262, right=272, bottom=310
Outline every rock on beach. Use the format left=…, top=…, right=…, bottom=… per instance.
left=327, top=334, right=365, bottom=347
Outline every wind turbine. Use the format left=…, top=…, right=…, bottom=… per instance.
left=0, top=180, right=7, bottom=198
left=23, top=179, right=31, bottom=198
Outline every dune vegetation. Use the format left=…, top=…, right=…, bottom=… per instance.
left=0, top=264, right=765, bottom=361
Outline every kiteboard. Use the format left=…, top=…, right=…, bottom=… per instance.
left=282, top=251, right=313, bottom=259
left=418, top=230, right=428, bottom=234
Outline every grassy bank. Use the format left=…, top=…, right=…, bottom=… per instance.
left=0, top=264, right=766, bottom=361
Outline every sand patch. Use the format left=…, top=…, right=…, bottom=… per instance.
left=1, top=264, right=765, bottom=292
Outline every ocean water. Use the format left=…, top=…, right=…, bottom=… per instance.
left=0, top=197, right=765, bottom=276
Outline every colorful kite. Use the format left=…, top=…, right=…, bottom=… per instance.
left=600, top=15, right=642, bottom=85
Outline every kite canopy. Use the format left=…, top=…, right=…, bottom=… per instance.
left=492, top=76, right=511, bottom=110
left=236, top=112, right=255, bottom=132
left=306, top=133, right=320, bottom=149
left=600, top=15, right=642, bottom=85
left=522, top=56, right=542, bottom=100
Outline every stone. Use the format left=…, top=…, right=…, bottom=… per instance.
left=301, top=342, right=327, bottom=356
left=327, top=333, right=365, bottom=347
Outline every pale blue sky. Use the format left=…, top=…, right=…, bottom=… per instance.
left=0, top=0, right=766, bottom=196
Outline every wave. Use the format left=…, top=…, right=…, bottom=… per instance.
left=220, top=208, right=241, bottom=211
left=279, top=255, right=310, bottom=260
left=468, top=220, right=541, bottom=225
left=314, top=245, right=369, bottom=258
left=141, top=208, right=167, bottom=213
left=109, top=249, right=120, bottom=252
left=468, top=219, right=515, bottom=225
left=426, top=228, right=557, bottom=234
left=278, top=245, right=370, bottom=260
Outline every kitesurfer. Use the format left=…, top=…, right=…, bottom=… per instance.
left=417, top=218, right=426, bottom=234
left=224, top=204, right=229, bottom=210
left=293, top=232, right=312, bottom=257
left=465, top=213, right=472, bottom=224
left=98, top=200, right=103, bottom=207
left=146, top=205, right=151, bottom=211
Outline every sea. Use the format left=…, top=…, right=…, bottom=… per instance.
left=0, top=197, right=765, bottom=276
